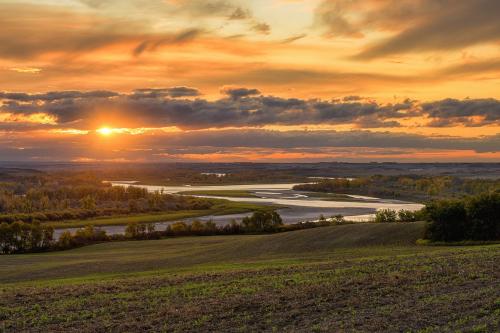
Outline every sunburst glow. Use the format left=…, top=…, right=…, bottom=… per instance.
left=97, top=127, right=113, bottom=136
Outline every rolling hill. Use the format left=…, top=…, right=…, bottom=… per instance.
left=0, top=222, right=498, bottom=332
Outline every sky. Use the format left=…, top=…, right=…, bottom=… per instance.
left=0, top=0, right=499, bottom=162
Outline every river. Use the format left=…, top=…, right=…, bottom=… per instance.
left=53, top=182, right=424, bottom=238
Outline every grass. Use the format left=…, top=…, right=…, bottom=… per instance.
left=44, top=202, right=270, bottom=229
left=178, top=190, right=259, bottom=198
left=0, top=222, right=498, bottom=332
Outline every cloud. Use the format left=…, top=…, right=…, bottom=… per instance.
left=132, top=29, right=203, bottom=57
left=353, top=0, right=500, bottom=59
left=422, top=98, right=500, bottom=127
left=228, top=7, right=252, bottom=20
left=221, top=87, right=261, bottom=99
left=342, top=95, right=363, bottom=102
left=204, top=68, right=418, bottom=88
left=0, top=90, right=118, bottom=102
left=439, top=59, right=500, bottom=77
left=315, top=0, right=500, bottom=59
left=315, top=0, right=441, bottom=38
left=170, top=0, right=251, bottom=19
left=1, top=128, right=500, bottom=162
left=251, top=22, right=271, bottom=35
left=0, top=4, right=135, bottom=59
left=132, top=87, right=201, bottom=98
left=280, top=34, right=307, bottom=44
left=0, top=3, right=205, bottom=60
left=1, top=89, right=499, bottom=131
left=149, top=129, right=500, bottom=153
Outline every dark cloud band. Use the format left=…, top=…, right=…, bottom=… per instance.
left=1, top=89, right=499, bottom=129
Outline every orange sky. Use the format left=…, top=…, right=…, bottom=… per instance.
left=0, top=0, right=499, bottom=162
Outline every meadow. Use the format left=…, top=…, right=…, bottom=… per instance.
left=1, top=222, right=498, bottom=332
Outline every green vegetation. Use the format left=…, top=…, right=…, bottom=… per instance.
left=0, top=223, right=498, bottom=332
left=178, top=189, right=259, bottom=198
left=98, top=167, right=305, bottom=185
left=0, top=221, right=54, bottom=254
left=374, top=208, right=424, bottom=223
left=424, top=192, right=500, bottom=242
left=0, top=183, right=221, bottom=223
left=0, top=172, right=276, bottom=234
left=294, top=175, right=500, bottom=201
left=45, top=201, right=269, bottom=229
left=45, top=210, right=214, bottom=229
left=0, top=205, right=278, bottom=254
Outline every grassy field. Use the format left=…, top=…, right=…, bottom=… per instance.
left=0, top=222, right=498, bottom=332
left=178, top=190, right=259, bottom=198
left=45, top=202, right=269, bottom=229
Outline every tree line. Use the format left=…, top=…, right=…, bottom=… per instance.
left=0, top=221, right=54, bottom=254
left=2, top=193, right=498, bottom=254
left=0, top=211, right=285, bottom=254
left=0, top=184, right=216, bottom=224
left=293, top=176, right=500, bottom=201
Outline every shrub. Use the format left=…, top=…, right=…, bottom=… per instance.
left=375, top=209, right=397, bottom=223
left=330, top=214, right=346, bottom=224
left=56, top=225, right=108, bottom=249
left=397, top=210, right=418, bottom=222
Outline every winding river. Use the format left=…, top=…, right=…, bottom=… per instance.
left=53, top=182, right=424, bottom=238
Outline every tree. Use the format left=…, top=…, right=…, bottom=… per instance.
left=424, top=200, right=467, bottom=242
left=170, top=222, right=188, bottom=235
left=80, top=195, right=96, bottom=210
left=190, top=220, right=204, bottom=234
left=242, top=211, right=283, bottom=232
left=466, top=193, right=500, bottom=241
left=58, top=231, right=73, bottom=249
left=125, top=222, right=139, bottom=238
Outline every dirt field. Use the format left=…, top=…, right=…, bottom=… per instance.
left=1, top=223, right=498, bottom=332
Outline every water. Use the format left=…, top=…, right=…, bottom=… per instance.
left=109, top=182, right=422, bottom=211
left=54, top=182, right=424, bottom=237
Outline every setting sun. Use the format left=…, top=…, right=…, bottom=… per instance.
left=97, top=127, right=113, bottom=136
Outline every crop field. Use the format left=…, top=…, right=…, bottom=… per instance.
left=0, top=222, right=498, bottom=332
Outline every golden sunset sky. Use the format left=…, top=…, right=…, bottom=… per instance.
left=1, top=0, right=499, bottom=162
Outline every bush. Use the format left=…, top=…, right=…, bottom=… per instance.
left=57, top=225, right=109, bottom=249
left=330, top=214, right=346, bottom=224
left=397, top=210, right=418, bottom=222
left=424, top=193, right=500, bottom=242
left=375, top=209, right=397, bottom=223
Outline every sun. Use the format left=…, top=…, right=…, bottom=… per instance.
left=97, top=127, right=113, bottom=136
